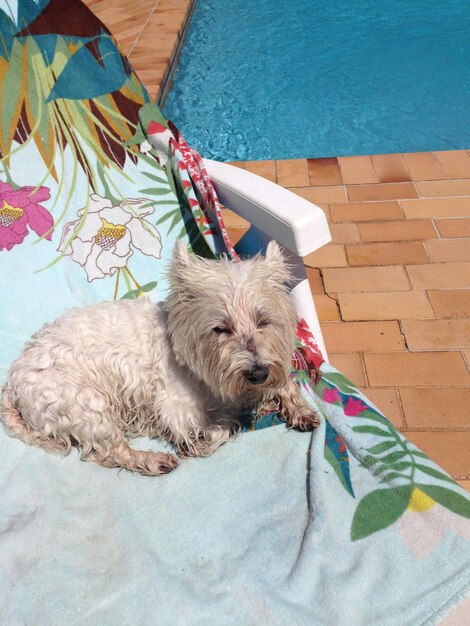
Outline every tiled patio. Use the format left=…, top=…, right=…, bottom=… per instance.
left=223, top=155, right=470, bottom=486
left=86, top=0, right=470, bottom=488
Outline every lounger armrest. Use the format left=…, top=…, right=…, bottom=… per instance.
left=202, top=159, right=332, bottom=257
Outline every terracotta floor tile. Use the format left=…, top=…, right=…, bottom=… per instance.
left=464, top=351, right=470, bottom=374
left=321, top=321, right=405, bottom=353
left=313, top=294, right=339, bottom=321
left=244, top=160, right=277, bottom=183
left=329, top=353, right=366, bottom=386
left=323, top=266, right=410, bottom=293
left=425, top=239, right=470, bottom=263
left=330, top=201, right=403, bottom=223
left=402, top=197, right=470, bottom=219
left=364, top=352, right=470, bottom=387
left=358, top=219, right=437, bottom=242
left=416, top=179, right=470, bottom=197
left=328, top=223, right=360, bottom=244
left=276, top=159, right=310, bottom=187
left=318, top=204, right=331, bottom=221
left=221, top=208, right=250, bottom=228
left=400, top=388, right=470, bottom=428
left=227, top=161, right=246, bottom=169
left=435, top=218, right=470, bottom=238
left=306, top=267, right=324, bottom=294
left=226, top=227, right=248, bottom=246
left=406, top=262, right=470, bottom=289
left=428, top=290, right=470, bottom=319
left=338, top=156, right=378, bottom=184
left=402, top=431, right=470, bottom=477
left=346, top=241, right=428, bottom=266
left=338, top=291, right=433, bottom=321
left=360, top=388, right=404, bottom=428
left=307, top=158, right=343, bottom=186
left=304, top=244, right=348, bottom=268
left=401, top=319, right=470, bottom=350
left=435, top=150, right=470, bottom=178
left=402, top=152, right=448, bottom=180
left=370, top=154, right=412, bottom=183
left=290, top=186, right=348, bottom=204
left=347, top=183, right=417, bottom=203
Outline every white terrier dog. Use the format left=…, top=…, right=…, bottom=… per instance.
left=1, top=241, right=319, bottom=476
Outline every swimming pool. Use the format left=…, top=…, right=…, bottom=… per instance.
left=163, top=0, right=470, bottom=162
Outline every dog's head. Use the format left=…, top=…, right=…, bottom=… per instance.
left=166, top=240, right=298, bottom=402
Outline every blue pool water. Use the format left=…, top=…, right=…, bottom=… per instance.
left=163, top=0, right=470, bottom=162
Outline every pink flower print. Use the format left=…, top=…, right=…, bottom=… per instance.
left=323, top=388, right=340, bottom=404
left=0, top=182, right=53, bottom=251
left=344, top=397, right=367, bottom=417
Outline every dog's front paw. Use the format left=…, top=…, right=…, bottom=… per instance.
left=144, top=451, right=179, bottom=475
left=286, top=410, right=320, bottom=431
left=177, top=426, right=231, bottom=458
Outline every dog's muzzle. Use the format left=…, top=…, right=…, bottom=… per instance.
left=244, top=365, right=269, bottom=385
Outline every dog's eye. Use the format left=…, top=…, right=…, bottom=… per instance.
left=213, top=326, right=231, bottom=334
left=257, top=319, right=270, bottom=329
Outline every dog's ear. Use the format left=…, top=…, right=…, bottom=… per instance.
left=264, top=241, right=292, bottom=285
left=173, top=239, right=191, bottom=264
left=169, top=240, right=206, bottom=295
left=169, top=240, right=195, bottom=286
left=265, top=240, right=285, bottom=265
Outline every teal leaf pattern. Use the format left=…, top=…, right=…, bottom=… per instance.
left=47, top=36, right=129, bottom=101
left=325, top=420, right=354, bottom=497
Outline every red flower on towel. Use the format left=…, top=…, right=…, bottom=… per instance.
left=323, top=388, right=340, bottom=404
left=344, top=397, right=367, bottom=417
left=0, top=182, right=53, bottom=251
left=335, top=435, right=347, bottom=454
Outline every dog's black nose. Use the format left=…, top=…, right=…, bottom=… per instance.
left=245, top=365, right=269, bottom=385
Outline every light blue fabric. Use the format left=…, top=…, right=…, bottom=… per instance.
left=1, top=363, right=470, bottom=625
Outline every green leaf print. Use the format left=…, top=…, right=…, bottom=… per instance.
left=414, top=464, right=456, bottom=484
left=367, top=441, right=397, bottom=455
left=418, top=485, right=470, bottom=518
left=380, top=451, right=409, bottom=464
left=352, top=425, right=396, bottom=437
left=351, top=486, right=413, bottom=541
left=322, top=372, right=360, bottom=395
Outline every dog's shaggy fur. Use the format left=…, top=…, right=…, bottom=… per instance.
left=1, top=241, right=319, bottom=476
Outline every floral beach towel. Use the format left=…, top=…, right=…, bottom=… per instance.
left=1, top=1, right=470, bottom=625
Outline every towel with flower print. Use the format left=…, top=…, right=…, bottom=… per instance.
left=0, top=2, right=469, bottom=626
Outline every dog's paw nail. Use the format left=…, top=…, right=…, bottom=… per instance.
left=163, top=453, right=179, bottom=467
left=147, top=453, right=179, bottom=474
left=160, top=462, right=177, bottom=474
